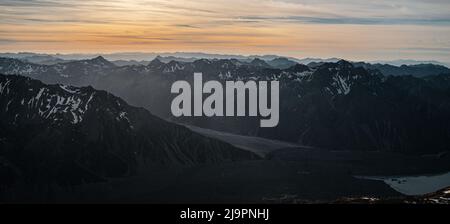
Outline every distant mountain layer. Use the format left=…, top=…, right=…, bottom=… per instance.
left=1, top=57, right=450, bottom=155
left=2, top=52, right=448, bottom=67
left=0, top=74, right=258, bottom=186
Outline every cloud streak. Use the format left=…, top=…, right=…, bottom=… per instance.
left=239, top=16, right=450, bottom=25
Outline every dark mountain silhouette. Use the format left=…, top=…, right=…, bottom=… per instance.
left=250, top=58, right=272, bottom=68
left=267, top=57, right=298, bottom=69
left=353, top=62, right=450, bottom=77
left=148, top=57, right=165, bottom=68
left=2, top=56, right=450, bottom=204
left=0, top=74, right=258, bottom=187
left=1, top=57, right=450, bottom=154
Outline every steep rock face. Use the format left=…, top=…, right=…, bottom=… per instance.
left=0, top=74, right=258, bottom=186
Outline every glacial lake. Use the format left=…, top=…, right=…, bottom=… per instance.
left=357, top=171, right=450, bottom=195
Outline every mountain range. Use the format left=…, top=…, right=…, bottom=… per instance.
left=2, top=54, right=450, bottom=203
left=1, top=56, right=450, bottom=155
left=353, top=62, right=450, bottom=78
left=0, top=74, right=257, bottom=187
left=3, top=52, right=449, bottom=67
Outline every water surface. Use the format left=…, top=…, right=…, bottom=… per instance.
left=359, top=172, right=450, bottom=195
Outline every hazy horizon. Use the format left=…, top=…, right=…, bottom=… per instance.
left=3, top=51, right=450, bottom=67
left=1, top=0, right=450, bottom=63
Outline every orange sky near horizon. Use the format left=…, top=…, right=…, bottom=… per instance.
left=1, top=0, right=450, bottom=62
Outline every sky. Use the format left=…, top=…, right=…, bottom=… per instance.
left=1, top=0, right=450, bottom=62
